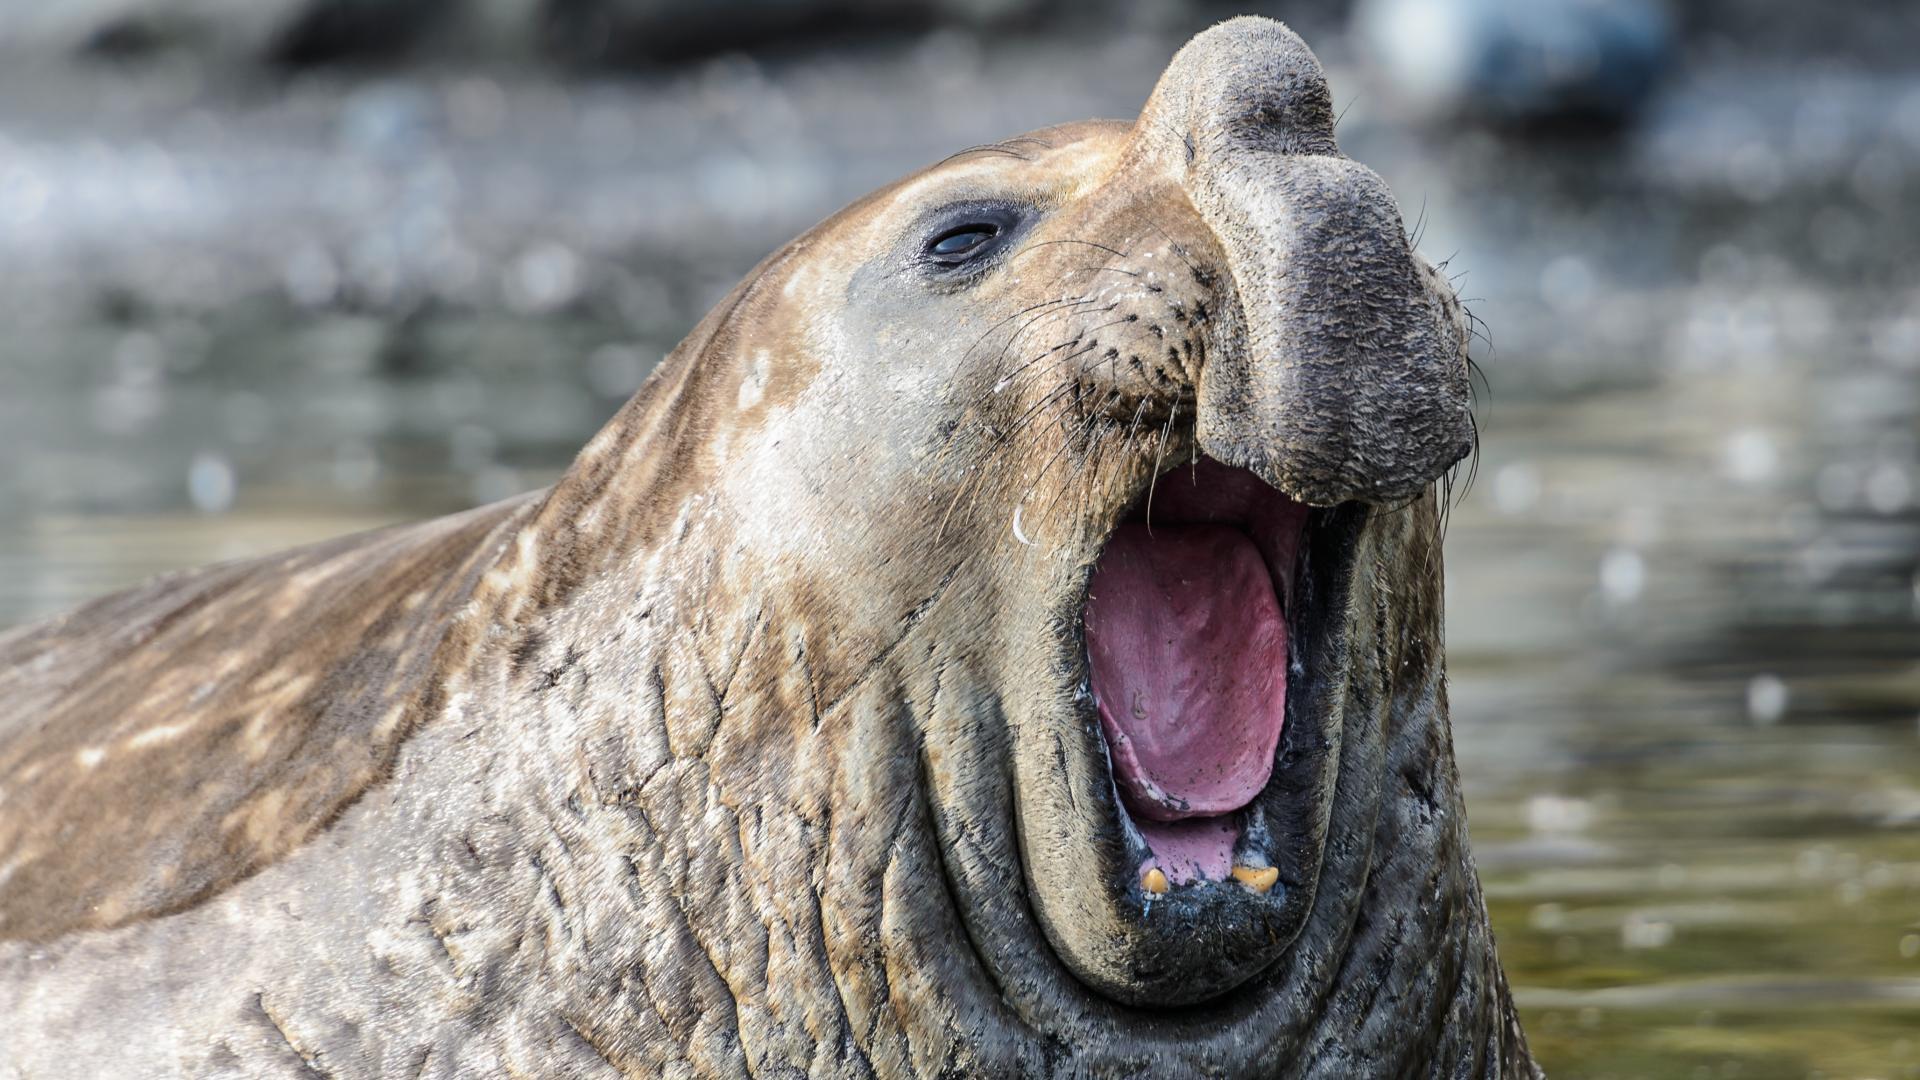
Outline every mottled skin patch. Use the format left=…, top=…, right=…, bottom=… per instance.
left=0, top=499, right=535, bottom=940
left=0, top=19, right=1536, bottom=1079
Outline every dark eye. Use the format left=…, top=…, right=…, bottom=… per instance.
left=914, top=202, right=1028, bottom=280
left=928, top=225, right=999, bottom=260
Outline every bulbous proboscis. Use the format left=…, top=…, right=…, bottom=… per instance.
left=1136, top=17, right=1476, bottom=506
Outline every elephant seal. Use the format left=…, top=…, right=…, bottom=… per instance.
left=0, top=17, right=1537, bottom=1078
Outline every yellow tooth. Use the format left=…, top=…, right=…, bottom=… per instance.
left=1231, top=865, right=1279, bottom=894
left=1142, top=867, right=1169, bottom=895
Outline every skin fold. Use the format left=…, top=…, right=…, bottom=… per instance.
left=0, top=17, right=1538, bottom=1078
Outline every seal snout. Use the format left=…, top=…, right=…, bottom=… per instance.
left=1131, top=16, right=1476, bottom=508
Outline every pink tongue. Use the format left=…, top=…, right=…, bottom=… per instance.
left=1085, top=523, right=1288, bottom=824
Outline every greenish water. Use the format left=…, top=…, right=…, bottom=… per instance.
left=2, top=38, right=1918, bottom=1078
left=1448, top=367, right=1920, bottom=1078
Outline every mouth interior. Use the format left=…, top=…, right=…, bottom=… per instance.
left=1084, top=458, right=1309, bottom=885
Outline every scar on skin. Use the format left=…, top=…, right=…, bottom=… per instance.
left=127, top=721, right=195, bottom=749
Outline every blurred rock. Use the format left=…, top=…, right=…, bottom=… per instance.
left=0, top=0, right=287, bottom=60
left=5, top=0, right=1914, bottom=75
left=1352, top=0, right=1673, bottom=127
left=2, top=0, right=1136, bottom=68
left=542, top=0, right=1049, bottom=65
left=45, top=0, right=468, bottom=65
left=1675, top=0, right=1920, bottom=70
left=269, top=0, right=459, bottom=65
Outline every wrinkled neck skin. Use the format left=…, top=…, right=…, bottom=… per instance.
left=430, top=340, right=1533, bottom=1076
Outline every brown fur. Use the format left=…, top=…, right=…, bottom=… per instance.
left=0, top=18, right=1534, bottom=1078
left=0, top=498, right=534, bottom=940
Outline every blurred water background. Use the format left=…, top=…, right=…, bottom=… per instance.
left=2, top=1, right=1918, bottom=1075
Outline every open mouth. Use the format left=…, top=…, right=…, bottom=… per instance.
left=998, top=452, right=1368, bottom=1008
left=1085, top=456, right=1311, bottom=891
